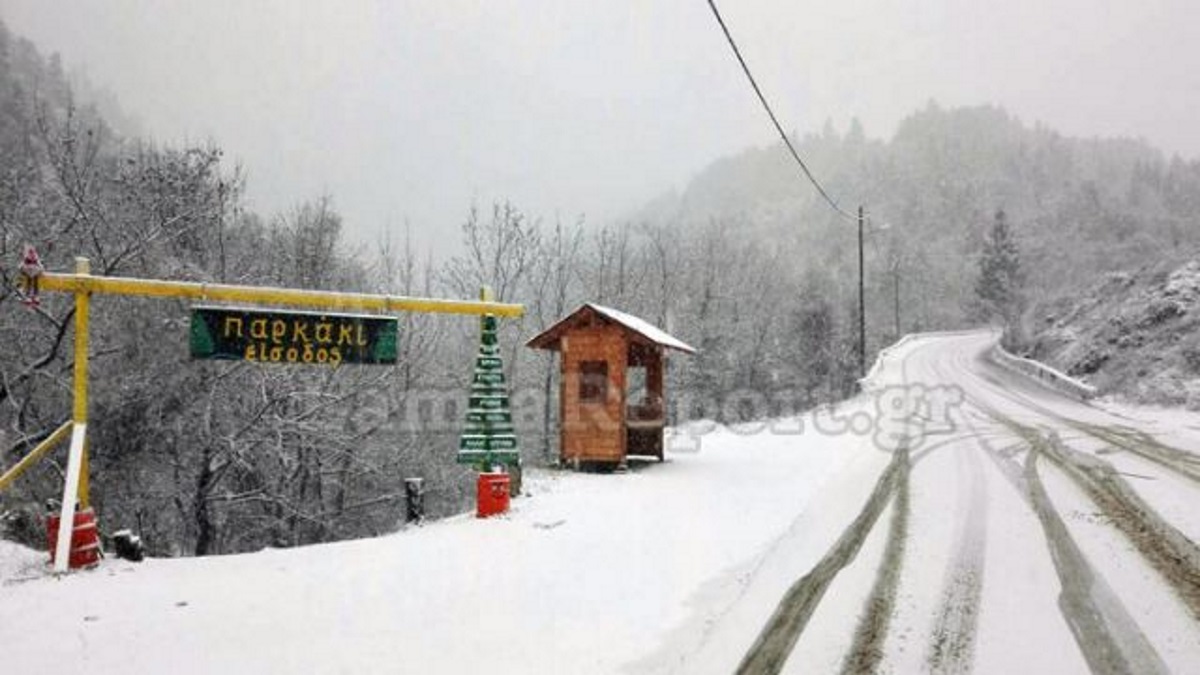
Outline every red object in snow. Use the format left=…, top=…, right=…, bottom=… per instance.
left=476, top=472, right=511, bottom=518
left=47, top=507, right=102, bottom=569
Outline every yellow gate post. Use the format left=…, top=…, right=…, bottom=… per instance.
left=52, top=258, right=91, bottom=573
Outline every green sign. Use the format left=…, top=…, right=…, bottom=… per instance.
left=458, top=314, right=520, bottom=467
left=190, top=307, right=397, bottom=366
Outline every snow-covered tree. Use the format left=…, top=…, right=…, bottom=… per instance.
left=973, top=209, right=1024, bottom=328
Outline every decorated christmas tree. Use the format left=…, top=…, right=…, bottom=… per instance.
left=457, top=314, right=519, bottom=468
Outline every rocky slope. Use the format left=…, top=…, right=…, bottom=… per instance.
left=1031, top=256, right=1200, bottom=408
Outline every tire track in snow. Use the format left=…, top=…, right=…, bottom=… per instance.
left=924, top=413, right=989, bottom=675
left=1021, top=439, right=1169, bottom=675
left=1040, top=432, right=1200, bottom=621
left=967, top=346, right=1200, bottom=487
left=921, top=339, right=1168, bottom=675
left=903, top=335, right=1186, bottom=673
left=957, top=345, right=1200, bottom=620
left=837, top=447, right=910, bottom=675
left=735, top=447, right=909, bottom=675
left=912, top=354, right=1007, bottom=675
left=974, top=404, right=1169, bottom=675
left=733, top=337, right=932, bottom=675
left=834, top=338, right=997, bottom=674
left=1072, top=423, right=1200, bottom=486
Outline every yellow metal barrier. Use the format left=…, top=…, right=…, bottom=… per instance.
left=39, top=272, right=525, bottom=317
left=0, top=421, right=73, bottom=493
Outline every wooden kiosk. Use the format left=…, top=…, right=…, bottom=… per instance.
left=527, top=304, right=695, bottom=467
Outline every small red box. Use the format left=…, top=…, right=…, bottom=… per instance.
left=476, top=473, right=511, bottom=518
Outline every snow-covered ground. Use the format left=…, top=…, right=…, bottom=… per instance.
left=4, top=330, right=1199, bottom=674
left=0, top=409, right=878, bottom=674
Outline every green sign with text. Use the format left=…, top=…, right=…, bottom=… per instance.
left=189, top=307, right=397, bottom=366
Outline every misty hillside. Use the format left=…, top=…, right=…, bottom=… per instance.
left=648, top=104, right=1200, bottom=334
left=1031, top=257, right=1200, bottom=408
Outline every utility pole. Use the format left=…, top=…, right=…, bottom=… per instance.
left=892, top=259, right=901, bottom=340
left=858, top=205, right=866, bottom=379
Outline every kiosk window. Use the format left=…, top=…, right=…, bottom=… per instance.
left=626, top=366, right=647, bottom=405
left=580, top=361, right=608, bottom=403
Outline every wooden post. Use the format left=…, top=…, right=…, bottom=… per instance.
left=404, top=477, right=424, bottom=524
left=893, top=262, right=901, bottom=340
left=858, top=206, right=866, bottom=379
left=647, top=350, right=664, bottom=413
left=650, top=349, right=665, bottom=461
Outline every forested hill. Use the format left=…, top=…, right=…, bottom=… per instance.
left=646, top=103, right=1200, bottom=332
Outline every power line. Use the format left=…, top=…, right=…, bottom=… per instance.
left=704, top=0, right=856, bottom=221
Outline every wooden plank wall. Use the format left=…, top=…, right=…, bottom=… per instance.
left=560, top=325, right=627, bottom=463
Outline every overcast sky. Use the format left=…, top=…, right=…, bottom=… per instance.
left=3, top=1, right=1198, bottom=256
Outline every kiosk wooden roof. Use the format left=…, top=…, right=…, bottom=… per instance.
left=527, top=304, right=694, bottom=467
left=527, top=303, right=696, bottom=354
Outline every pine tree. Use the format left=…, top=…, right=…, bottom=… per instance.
left=974, top=209, right=1024, bottom=325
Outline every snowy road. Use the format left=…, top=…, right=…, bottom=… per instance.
left=701, top=330, right=1200, bottom=674
left=3, top=330, right=1199, bottom=674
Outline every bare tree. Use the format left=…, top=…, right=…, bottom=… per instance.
left=529, top=218, right=584, bottom=458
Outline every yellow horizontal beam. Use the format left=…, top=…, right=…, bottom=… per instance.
left=39, top=273, right=524, bottom=318
left=0, top=421, right=73, bottom=493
